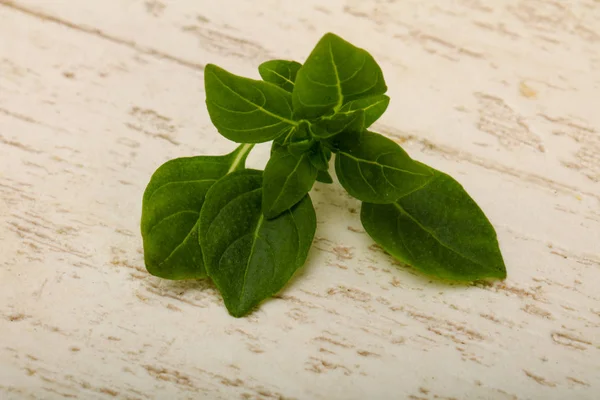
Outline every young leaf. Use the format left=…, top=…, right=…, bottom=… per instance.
left=312, top=145, right=333, bottom=183
left=293, top=33, right=387, bottom=120
left=140, top=144, right=253, bottom=280
left=262, top=147, right=318, bottom=219
left=338, top=94, right=390, bottom=128
left=335, top=131, right=433, bottom=203
left=323, top=146, right=333, bottom=161
left=204, top=64, right=297, bottom=143
left=271, top=139, right=284, bottom=155
left=284, top=121, right=316, bottom=156
left=199, top=170, right=316, bottom=317
left=316, top=170, right=334, bottom=184
left=272, top=126, right=295, bottom=149
left=310, top=109, right=365, bottom=140
left=361, top=169, right=506, bottom=281
left=258, top=60, right=302, bottom=93
left=310, top=109, right=365, bottom=153
left=307, top=142, right=330, bottom=171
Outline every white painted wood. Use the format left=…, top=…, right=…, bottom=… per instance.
left=0, top=0, right=598, bottom=399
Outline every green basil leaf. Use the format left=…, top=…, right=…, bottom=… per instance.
left=283, top=121, right=315, bottom=156
left=272, top=126, right=295, bottom=149
left=271, top=139, right=284, bottom=155
left=140, top=144, right=253, bottom=279
left=293, top=33, right=387, bottom=120
left=310, top=109, right=365, bottom=140
left=307, top=143, right=330, bottom=171
left=271, top=124, right=320, bottom=158
left=335, top=131, right=433, bottom=203
left=338, top=94, right=390, bottom=128
left=311, top=109, right=365, bottom=153
left=324, top=128, right=363, bottom=153
left=204, top=64, right=297, bottom=143
left=262, top=147, right=318, bottom=219
left=199, top=170, right=317, bottom=317
left=288, top=140, right=315, bottom=156
left=258, top=60, right=302, bottom=93
left=361, top=169, right=506, bottom=281
left=316, top=170, right=334, bottom=184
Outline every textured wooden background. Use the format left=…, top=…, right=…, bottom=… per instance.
left=1, top=0, right=599, bottom=399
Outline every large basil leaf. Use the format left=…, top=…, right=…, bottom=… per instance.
left=258, top=60, right=302, bottom=93
left=204, top=64, right=297, bottom=143
left=141, top=144, right=253, bottom=279
left=361, top=169, right=506, bottom=281
left=199, top=170, right=316, bottom=317
left=262, top=147, right=318, bottom=219
left=293, top=33, right=387, bottom=120
left=335, top=131, right=433, bottom=203
left=338, top=94, right=390, bottom=128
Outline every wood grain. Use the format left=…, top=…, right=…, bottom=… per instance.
left=0, top=0, right=598, bottom=399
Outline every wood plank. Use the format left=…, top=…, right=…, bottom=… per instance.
left=0, top=1, right=598, bottom=399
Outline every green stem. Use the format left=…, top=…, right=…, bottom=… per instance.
left=228, top=143, right=255, bottom=173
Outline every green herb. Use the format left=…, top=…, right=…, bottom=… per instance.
left=204, top=64, right=296, bottom=143
left=199, top=170, right=316, bottom=317
left=316, top=169, right=334, bottom=184
left=140, top=32, right=507, bottom=317
left=292, top=33, right=387, bottom=119
left=338, top=95, right=390, bottom=128
left=361, top=168, right=506, bottom=281
left=258, top=60, right=302, bottom=93
left=140, top=144, right=253, bottom=279
left=262, top=147, right=317, bottom=219
left=335, top=131, right=433, bottom=203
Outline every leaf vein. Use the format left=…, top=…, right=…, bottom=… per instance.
left=158, top=217, right=200, bottom=266
left=393, top=203, right=485, bottom=268
left=239, top=214, right=265, bottom=304
left=209, top=71, right=297, bottom=126
left=328, top=41, right=344, bottom=111
left=266, top=68, right=295, bottom=86
left=147, top=179, right=216, bottom=203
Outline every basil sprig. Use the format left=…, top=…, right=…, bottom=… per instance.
left=140, top=33, right=506, bottom=317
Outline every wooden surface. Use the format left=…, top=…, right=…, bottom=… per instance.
left=1, top=0, right=599, bottom=399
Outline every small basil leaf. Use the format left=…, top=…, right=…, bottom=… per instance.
left=258, top=60, right=302, bottom=93
left=316, top=170, right=334, bottom=184
left=310, top=109, right=365, bottom=140
left=335, top=131, right=433, bottom=203
left=361, top=169, right=506, bottom=281
left=285, top=121, right=316, bottom=156
left=288, top=139, right=316, bottom=156
left=271, top=140, right=284, bottom=155
left=307, top=143, right=330, bottom=171
left=338, top=94, right=390, bottom=128
left=293, top=33, right=387, bottom=120
left=290, top=120, right=311, bottom=142
left=204, top=64, right=297, bottom=143
left=262, top=148, right=318, bottom=219
left=199, top=170, right=317, bottom=317
left=141, top=144, right=253, bottom=279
